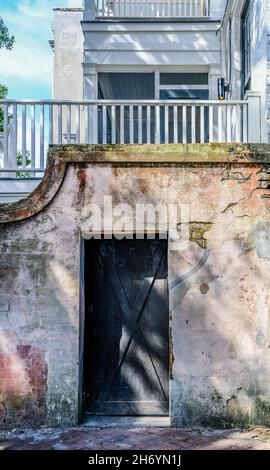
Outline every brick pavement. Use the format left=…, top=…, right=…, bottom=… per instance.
left=0, top=426, right=270, bottom=450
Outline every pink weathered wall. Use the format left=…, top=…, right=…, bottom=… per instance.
left=1, top=144, right=270, bottom=428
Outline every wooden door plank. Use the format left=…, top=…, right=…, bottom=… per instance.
left=84, top=238, right=169, bottom=415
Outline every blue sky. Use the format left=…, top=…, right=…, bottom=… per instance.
left=0, top=1, right=82, bottom=99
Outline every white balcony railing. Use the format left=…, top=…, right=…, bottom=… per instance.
left=94, top=0, right=210, bottom=18
left=0, top=97, right=261, bottom=176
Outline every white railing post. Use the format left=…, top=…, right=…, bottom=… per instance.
left=88, top=105, right=98, bottom=144
left=84, top=0, right=96, bottom=20
left=244, top=91, right=262, bottom=143
left=209, top=0, right=220, bottom=20
left=83, top=65, right=98, bottom=143
left=11, top=105, right=18, bottom=173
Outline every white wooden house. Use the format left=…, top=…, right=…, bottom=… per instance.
left=220, top=0, right=270, bottom=142
left=0, top=0, right=266, bottom=202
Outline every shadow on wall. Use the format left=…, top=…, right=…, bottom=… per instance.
left=169, top=217, right=270, bottom=428
left=0, top=209, right=80, bottom=427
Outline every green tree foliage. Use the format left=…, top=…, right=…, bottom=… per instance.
left=0, top=17, right=14, bottom=131
left=16, top=151, right=32, bottom=178
left=0, top=84, right=8, bottom=132
left=0, top=85, right=8, bottom=97
left=0, top=18, right=29, bottom=178
left=0, top=17, right=15, bottom=50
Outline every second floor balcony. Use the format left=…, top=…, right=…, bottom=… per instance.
left=87, top=0, right=211, bottom=20
left=0, top=93, right=263, bottom=180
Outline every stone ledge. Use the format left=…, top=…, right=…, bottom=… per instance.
left=50, top=143, right=270, bottom=164
left=0, top=157, right=66, bottom=224
left=1, top=143, right=270, bottom=224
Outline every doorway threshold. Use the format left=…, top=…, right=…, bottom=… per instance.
left=83, top=415, right=170, bottom=428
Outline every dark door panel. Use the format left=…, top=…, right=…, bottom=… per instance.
left=84, top=237, right=169, bottom=416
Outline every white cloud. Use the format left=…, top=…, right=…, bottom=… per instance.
left=1, top=44, right=52, bottom=85
left=68, top=0, right=82, bottom=6
left=0, top=1, right=67, bottom=90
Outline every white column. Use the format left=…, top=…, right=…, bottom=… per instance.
left=244, top=91, right=262, bottom=143
left=155, top=70, right=160, bottom=99
left=84, top=64, right=97, bottom=100
left=84, top=0, right=96, bottom=20
left=209, top=65, right=221, bottom=99
left=84, top=64, right=98, bottom=144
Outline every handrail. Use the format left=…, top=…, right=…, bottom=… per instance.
left=0, top=99, right=247, bottom=105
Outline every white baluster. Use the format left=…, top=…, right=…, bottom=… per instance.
left=162, top=0, right=165, bottom=17
left=4, top=105, right=9, bottom=167
left=129, top=105, right=134, bottom=144
left=174, top=106, right=178, bottom=143
left=182, top=105, right=187, bottom=144
left=31, top=105, right=35, bottom=170
left=165, top=106, right=169, bottom=144
left=102, top=105, right=107, bottom=144
left=22, top=104, right=27, bottom=168
left=76, top=104, right=81, bottom=144
left=40, top=104, right=45, bottom=168
left=227, top=105, right=232, bottom=142
left=155, top=106, right=160, bottom=144
left=235, top=104, right=241, bottom=142
left=207, top=0, right=210, bottom=16
left=67, top=104, right=71, bottom=144
left=147, top=106, right=151, bottom=144
left=58, top=104, right=62, bottom=144
left=209, top=105, right=214, bottom=142
left=120, top=105, right=125, bottom=144
left=138, top=105, right=143, bottom=143
left=200, top=105, right=205, bottom=143
left=11, top=104, right=18, bottom=170
left=191, top=105, right=196, bottom=143
left=111, top=105, right=116, bottom=144
left=243, top=104, right=248, bottom=143
left=49, top=104, right=53, bottom=145
left=218, top=105, right=222, bottom=142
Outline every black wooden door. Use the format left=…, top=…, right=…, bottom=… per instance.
left=84, top=237, right=169, bottom=416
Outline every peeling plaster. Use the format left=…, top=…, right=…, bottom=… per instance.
left=1, top=144, right=270, bottom=428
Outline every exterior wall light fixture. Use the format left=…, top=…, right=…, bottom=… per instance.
left=218, top=78, right=230, bottom=100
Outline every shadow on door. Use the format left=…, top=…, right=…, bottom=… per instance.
left=83, top=236, right=169, bottom=417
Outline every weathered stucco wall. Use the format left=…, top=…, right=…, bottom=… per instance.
left=1, top=144, right=270, bottom=428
